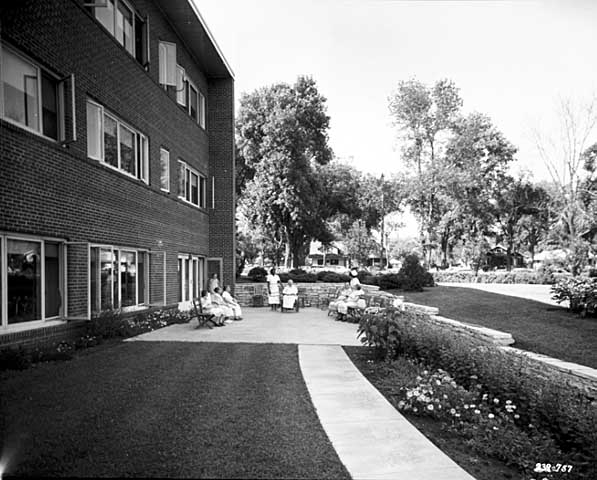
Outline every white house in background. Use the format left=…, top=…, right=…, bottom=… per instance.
left=306, top=241, right=351, bottom=269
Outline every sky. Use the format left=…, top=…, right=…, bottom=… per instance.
left=196, top=0, right=597, bottom=182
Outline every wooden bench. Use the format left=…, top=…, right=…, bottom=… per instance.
left=190, top=298, right=217, bottom=329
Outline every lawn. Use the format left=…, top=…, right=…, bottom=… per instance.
left=393, top=285, right=597, bottom=369
left=0, top=341, right=350, bottom=479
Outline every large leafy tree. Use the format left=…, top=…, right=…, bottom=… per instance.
left=236, top=76, right=333, bottom=267
left=388, top=79, right=462, bottom=261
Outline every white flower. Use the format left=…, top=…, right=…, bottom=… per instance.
left=435, top=380, right=441, bottom=386
left=427, top=404, right=434, bottom=411
left=464, top=404, right=469, bottom=409
left=470, top=404, right=476, bottom=408
left=505, top=400, right=512, bottom=404
left=443, top=394, right=448, bottom=400
left=455, top=413, right=461, bottom=418
left=422, top=370, right=429, bottom=375
left=474, top=409, right=481, bottom=414
left=406, top=391, right=413, bottom=399
left=482, top=394, right=488, bottom=400
left=413, top=407, right=418, bottom=413
left=514, top=414, right=520, bottom=419
left=493, top=426, right=499, bottom=430
left=398, top=401, right=405, bottom=409
left=450, top=408, right=456, bottom=415
left=488, top=413, right=495, bottom=419
left=493, top=398, right=500, bottom=404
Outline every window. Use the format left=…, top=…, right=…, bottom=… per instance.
left=0, top=44, right=64, bottom=140
left=177, top=161, right=206, bottom=208
left=90, top=246, right=148, bottom=313
left=189, top=83, right=198, bottom=121
left=176, top=65, right=186, bottom=106
left=159, top=41, right=176, bottom=86
left=86, top=99, right=149, bottom=183
left=0, top=235, right=65, bottom=327
left=199, top=91, right=206, bottom=129
left=160, top=148, right=170, bottom=191
left=88, top=0, right=148, bottom=64
left=177, top=254, right=204, bottom=302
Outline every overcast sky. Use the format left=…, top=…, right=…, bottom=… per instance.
left=195, top=0, right=597, bottom=181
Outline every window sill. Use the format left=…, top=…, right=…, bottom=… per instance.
left=0, top=319, right=67, bottom=332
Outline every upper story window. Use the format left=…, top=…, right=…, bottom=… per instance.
left=178, top=160, right=206, bottom=208
left=175, top=66, right=206, bottom=129
left=0, top=43, right=65, bottom=141
left=88, top=0, right=149, bottom=65
left=86, top=99, right=149, bottom=183
left=159, top=41, right=176, bottom=87
left=160, top=147, right=170, bottom=192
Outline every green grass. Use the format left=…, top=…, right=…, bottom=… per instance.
left=393, top=286, right=597, bottom=369
left=0, top=341, right=350, bottom=479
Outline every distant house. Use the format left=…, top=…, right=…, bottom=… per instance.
left=484, top=246, right=526, bottom=269
left=307, top=241, right=350, bottom=268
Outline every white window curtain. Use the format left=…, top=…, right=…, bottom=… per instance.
left=159, top=41, right=176, bottom=86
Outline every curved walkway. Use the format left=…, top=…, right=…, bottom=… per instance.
left=131, top=308, right=475, bottom=479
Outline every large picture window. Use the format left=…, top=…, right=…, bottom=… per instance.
left=90, top=245, right=148, bottom=314
left=177, top=160, right=206, bottom=208
left=0, top=235, right=65, bottom=327
left=86, top=99, right=149, bottom=183
left=0, top=44, right=64, bottom=141
left=88, top=0, right=149, bottom=65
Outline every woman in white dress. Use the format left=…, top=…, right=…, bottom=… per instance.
left=337, top=284, right=366, bottom=319
left=211, top=287, right=234, bottom=323
left=222, top=285, right=243, bottom=320
left=266, top=268, right=281, bottom=311
left=199, top=290, right=225, bottom=326
left=328, top=282, right=352, bottom=314
left=282, top=279, right=299, bottom=311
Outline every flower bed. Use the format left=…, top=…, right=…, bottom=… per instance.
left=355, top=308, right=597, bottom=479
left=0, top=307, right=191, bottom=372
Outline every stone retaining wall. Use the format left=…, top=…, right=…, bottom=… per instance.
left=234, top=282, right=380, bottom=307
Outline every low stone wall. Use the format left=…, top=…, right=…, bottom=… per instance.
left=234, top=282, right=380, bottom=307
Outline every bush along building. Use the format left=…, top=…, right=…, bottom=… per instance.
left=0, top=0, right=235, bottom=348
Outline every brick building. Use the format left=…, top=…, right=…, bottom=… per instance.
left=0, top=0, right=235, bottom=343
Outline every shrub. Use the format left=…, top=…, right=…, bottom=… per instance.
left=317, top=271, right=350, bottom=283
left=395, top=254, right=434, bottom=291
left=361, top=275, right=379, bottom=286
left=356, top=308, right=597, bottom=477
left=433, top=268, right=570, bottom=285
left=247, top=266, right=268, bottom=282
left=88, top=309, right=125, bottom=339
left=551, top=277, right=597, bottom=316
left=289, top=268, right=307, bottom=275
left=377, top=273, right=402, bottom=290
left=289, top=272, right=318, bottom=283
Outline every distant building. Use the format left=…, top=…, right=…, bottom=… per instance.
left=307, top=241, right=350, bottom=269
left=0, top=0, right=235, bottom=343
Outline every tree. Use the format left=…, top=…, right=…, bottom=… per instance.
left=388, top=78, right=462, bottom=263
left=236, top=76, right=333, bottom=268
left=533, top=95, right=597, bottom=274
left=343, top=220, right=378, bottom=267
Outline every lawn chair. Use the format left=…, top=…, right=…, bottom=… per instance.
left=190, top=298, right=217, bottom=329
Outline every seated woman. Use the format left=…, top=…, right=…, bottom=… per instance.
left=281, top=279, right=299, bottom=312
left=200, top=290, right=225, bottom=326
left=211, top=287, right=234, bottom=323
left=328, top=282, right=352, bottom=314
left=336, top=284, right=366, bottom=320
left=222, top=285, right=243, bottom=320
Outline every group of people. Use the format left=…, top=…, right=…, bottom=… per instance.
left=199, top=274, right=243, bottom=326
left=266, top=268, right=299, bottom=311
left=328, top=270, right=366, bottom=320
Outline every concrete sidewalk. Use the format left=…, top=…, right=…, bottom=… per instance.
left=130, top=308, right=476, bottom=479
left=438, top=282, right=565, bottom=307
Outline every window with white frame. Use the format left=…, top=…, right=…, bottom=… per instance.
left=177, top=160, right=206, bottom=208
left=87, top=0, right=149, bottom=65
left=174, top=67, right=206, bottom=129
left=176, top=65, right=186, bottom=106
left=0, top=43, right=66, bottom=141
left=198, top=91, right=206, bottom=129
left=0, top=235, right=65, bottom=327
left=86, top=99, right=149, bottom=183
left=159, top=41, right=176, bottom=87
left=177, top=254, right=204, bottom=302
left=160, top=147, right=170, bottom=192
left=89, top=246, right=148, bottom=314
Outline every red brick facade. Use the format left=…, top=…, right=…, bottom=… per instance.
left=0, top=0, right=235, bottom=340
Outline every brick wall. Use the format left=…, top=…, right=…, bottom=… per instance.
left=0, top=0, right=234, bottom=321
left=0, top=321, right=88, bottom=352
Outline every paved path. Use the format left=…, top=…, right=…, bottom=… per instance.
left=131, top=308, right=476, bottom=480
left=438, top=282, right=565, bottom=307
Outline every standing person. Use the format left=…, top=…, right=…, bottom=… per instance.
left=266, top=267, right=281, bottom=311
left=349, top=268, right=360, bottom=287
left=208, top=273, right=219, bottom=294
left=222, top=285, right=243, bottom=320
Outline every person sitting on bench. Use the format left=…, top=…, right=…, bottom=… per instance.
left=211, top=287, right=234, bottom=324
left=328, top=282, right=352, bottom=314
left=282, top=279, right=299, bottom=311
left=222, top=285, right=243, bottom=320
left=336, top=284, right=366, bottom=320
left=200, top=290, right=226, bottom=326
